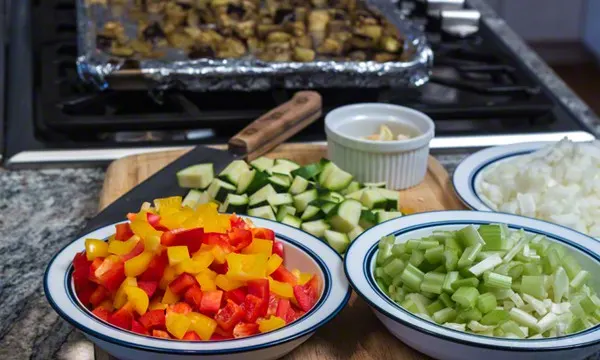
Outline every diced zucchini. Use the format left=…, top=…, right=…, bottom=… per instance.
left=378, top=188, right=401, bottom=210
left=218, top=160, right=249, bottom=185
left=281, top=215, right=302, bottom=228
left=293, top=189, right=319, bottom=213
left=301, top=205, right=325, bottom=221
left=319, top=192, right=344, bottom=203
left=249, top=184, right=277, bottom=208
left=268, top=174, right=291, bottom=192
left=364, top=181, right=387, bottom=188
left=250, top=156, right=274, bottom=172
left=276, top=205, right=297, bottom=222
left=318, top=161, right=337, bottom=185
left=322, top=202, right=337, bottom=215
left=236, top=169, right=269, bottom=195
left=269, top=160, right=300, bottom=178
left=301, top=219, right=331, bottom=238
left=207, top=178, right=237, bottom=203
left=177, top=163, right=214, bottom=189
left=327, top=199, right=362, bottom=233
left=268, top=193, right=294, bottom=208
left=361, top=189, right=388, bottom=209
left=275, top=159, right=300, bottom=168
left=324, top=229, right=350, bottom=253
left=359, top=210, right=377, bottom=229
left=348, top=226, right=365, bottom=241
left=247, top=205, right=276, bottom=221
left=341, top=181, right=362, bottom=195
left=289, top=176, right=310, bottom=195
left=377, top=211, right=403, bottom=223
left=223, top=193, right=249, bottom=214
left=346, top=189, right=364, bottom=201
left=182, top=189, right=210, bottom=209
left=291, top=163, right=321, bottom=180
left=322, top=166, right=354, bottom=191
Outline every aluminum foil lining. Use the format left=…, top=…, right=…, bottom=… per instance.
left=76, top=1, right=433, bottom=91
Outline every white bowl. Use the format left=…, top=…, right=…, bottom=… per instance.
left=344, top=210, right=600, bottom=360
left=45, top=216, right=351, bottom=360
left=325, top=103, right=435, bottom=190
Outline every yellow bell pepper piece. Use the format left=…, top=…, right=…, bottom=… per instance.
left=85, top=239, right=109, bottom=260
left=124, top=251, right=154, bottom=277
left=258, top=316, right=286, bottom=333
left=154, top=196, right=183, bottom=213
left=266, top=254, right=283, bottom=275
left=108, top=236, right=139, bottom=255
left=196, top=270, right=218, bottom=291
left=130, top=218, right=163, bottom=240
left=188, top=312, right=218, bottom=340
left=149, top=298, right=167, bottom=311
left=242, top=238, right=273, bottom=256
left=114, top=277, right=137, bottom=309
left=268, top=277, right=294, bottom=299
left=211, top=245, right=228, bottom=264
left=291, top=268, right=313, bottom=285
left=192, top=250, right=215, bottom=267
left=162, top=286, right=180, bottom=305
left=176, top=258, right=210, bottom=275
left=167, top=246, right=190, bottom=266
left=143, top=235, right=161, bottom=253
left=215, top=275, right=245, bottom=291
left=166, top=312, right=191, bottom=339
left=159, top=266, right=178, bottom=289
left=226, top=253, right=268, bottom=281
left=161, top=207, right=194, bottom=230
left=125, top=286, right=149, bottom=315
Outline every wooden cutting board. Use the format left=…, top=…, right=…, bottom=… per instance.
left=96, top=143, right=465, bottom=360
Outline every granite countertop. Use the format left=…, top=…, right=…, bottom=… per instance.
left=1, top=1, right=600, bottom=359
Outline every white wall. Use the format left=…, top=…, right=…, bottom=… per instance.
left=584, top=0, right=600, bottom=58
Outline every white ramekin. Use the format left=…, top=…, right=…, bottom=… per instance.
left=325, top=103, right=435, bottom=190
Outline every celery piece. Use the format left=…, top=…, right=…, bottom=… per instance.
left=476, top=251, right=507, bottom=261
left=542, top=248, right=561, bottom=275
left=443, top=322, right=466, bottom=331
left=433, top=308, right=457, bottom=324
left=401, top=298, right=419, bottom=314
left=452, top=277, right=480, bottom=290
left=507, top=263, right=525, bottom=279
left=426, top=300, right=444, bottom=315
left=477, top=293, right=497, bottom=314
left=579, top=296, right=598, bottom=314
left=458, top=225, right=485, bottom=248
left=377, top=242, right=394, bottom=265
left=467, top=320, right=495, bottom=333
left=400, top=263, right=425, bottom=291
left=444, top=236, right=462, bottom=251
left=509, top=292, right=525, bottom=308
left=383, top=258, right=406, bottom=277
left=562, top=255, right=583, bottom=280
left=418, top=239, right=440, bottom=250
left=391, top=274, right=403, bottom=287
left=458, top=307, right=482, bottom=322
left=502, top=233, right=528, bottom=263
left=521, top=293, right=547, bottom=317
left=405, top=293, right=431, bottom=314
left=511, top=281, right=522, bottom=293
left=523, top=263, right=542, bottom=276
left=409, top=249, right=425, bottom=267
left=433, top=264, right=446, bottom=273
left=484, top=272, right=512, bottom=289
left=424, top=245, right=444, bottom=264
left=375, top=278, right=388, bottom=292
left=521, top=275, right=546, bottom=299
left=509, top=308, right=539, bottom=329
left=452, top=287, right=480, bottom=308
left=391, top=243, right=406, bottom=256
left=469, top=254, right=503, bottom=277
left=442, top=271, right=460, bottom=293
left=570, top=270, right=590, bottom=289
left=458, top=243, right=483, bottom=269
left=536, top=313, right=558, bottom=334
left=439, top=292, right=455, bottom=308
left=478, top=224, right=504, bottom=250
left=481, top=309, right=510, bottom=325
left=444, top=249, right=459, bottom=271
left=500, top=320, right=526, bottom=338
left=421, top=281, right=443, bottom=295
left=380, top=234, right=396, bottom=246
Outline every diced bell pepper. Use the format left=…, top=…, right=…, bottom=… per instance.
left=166, top=312, right=191, bottom=339
left=124, top=251, right=154, bottom=277
left=85, top=239, right=109, bottom=261
left=215, top=275, right=245, bottom=291
left=258, top=316, right=286, bottom=333
left=242, top=238, right=273, bottom=256
left=188, top=312, right=218, bottom=340
left=225, top=253, right=268, bottom=281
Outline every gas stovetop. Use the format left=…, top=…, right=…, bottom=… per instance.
left=2, top=0, right=594, bottom=167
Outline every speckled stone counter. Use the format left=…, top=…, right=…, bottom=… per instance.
left=1, top=1, right=600, bottom=359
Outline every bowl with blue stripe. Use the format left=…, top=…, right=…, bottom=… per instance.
left=344, top=210, right=600, bottom=360
left=45, top=216, right=351, bottom=360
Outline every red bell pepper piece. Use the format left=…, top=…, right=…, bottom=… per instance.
left=139, top=309, right=166, bottom=330
left=137, top=280, right=158, bottom=298
left=272, top=240, right=284, bottom=259
left=242, top=294, right=264, bottom=323
left=224, top=287, right=247, bottom=305
left=209, top=261, right=229, bottom=275
left=161, top=228, right=204, bottom=253
left=169, top=273, right=199, bottom=295
left=95, top=257, right=126, bottom=293
left=72, top=252, right=92, bottom=288
left=138, top=250, right=168, bottom=282
left=228, top=228, right=253, bottom=251
left=289, top=309, right=304, bottom=323
left=252, top=228, right=275, bottom=240
left=182, top=331, right=202, bottom=341
left=88, top=257, right=104, bottom=283
left=305, top=275, right=320, bottom=294
left=183, top=285, right=204, bottom=310
left=233, top=323, right=260, bottom=338
left=75, top=282, right=96, bottom=306
left=230, top=215, right=248, bottom=229
left=271, top=265, right=297, bottom=286
left=167, top=302, right=193, bottom=316
left=200, top=290, right=223, bottom=315
left=108, top=304, right=133, bottom=330
left=92, top=306, right=110, bottom=322
left=247, top=278, right=269, bottom=316
left=89, top=285, right=109, bottom=308
left=147, top=213, right=169, bottom=231
left=152, top=329, right=171, bottom=339
left=131, top=320, right=149, bottom=335
left=266, top=292, right=279, bottom=316
left=202, top=233, right=234, bottom=253
left=115, top=223, right=134, bottom=241
left=293, top=282, right=318, bottom=312
left=276, top=298, right=291, bottom=322
left=210, top=332, right=233, bottom=340
left=214, top=299, right=245, bottom=331
left=121, top=241, right=145, bottom=262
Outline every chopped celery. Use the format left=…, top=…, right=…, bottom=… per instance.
left=400, top=264, right=425, bottom=291
left=424, top=245, right=445, bottom=264
left=409, top=250, right=425, bottom=267
left=484, top=272, right=512, bottom=289
left=439, top=292, right=454, bottom=308
left=500, top=320, right=526, bottom=338
left=521, top=275, right=546, bottom=299
left=442, top=271, right=460, bottom=293
left=468, top=320, right=495, bottom=333
left=502, top=232, right=528, bottom=263
left=509, top=308, right=539, bottom=329
left=458, top=225, right=485, bottom=248
left=457, top=243, right=483, bottom=269
left=452, top=277, right=480, bottom=290
left=477, top=293, right=497, bottom=314
left=562, top=255, right=582, bottom=279
left=523, top=263, right=542, bottom=276
left=570, top=270, right=590, bottom=289
left=391, top=243, right=406, bottom=256
left=478, top=224, right=504, bottom=250
left=458, top=307, right=482, bottom=322
left=469, top=254, right=503, bottom=277
left=452, top=287, right=480, bottom=308
left=444, top=249, right=459, bottom=271
left=433, top=308, right=457, bottom=324
left=377, top=242, right=393, bottom=265
left=383, top=258, right=406, bottom=277
left=481, top=309, right=510, bottom=325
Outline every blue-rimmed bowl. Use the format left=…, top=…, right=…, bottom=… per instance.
left=345, top=210, right=600, bottom=360
left=45, top=216, right=351, bottom=360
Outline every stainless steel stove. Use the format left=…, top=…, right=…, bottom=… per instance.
left=2, top=0, right=595, bottom=168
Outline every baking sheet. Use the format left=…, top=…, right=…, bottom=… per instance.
left=76, top=0, right=433, bottom=91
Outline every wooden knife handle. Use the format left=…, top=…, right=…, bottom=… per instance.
left=228, top=91, right=322, bottom=161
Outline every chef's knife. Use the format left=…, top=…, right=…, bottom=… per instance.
left=83, top=91, right=322, bottom=233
